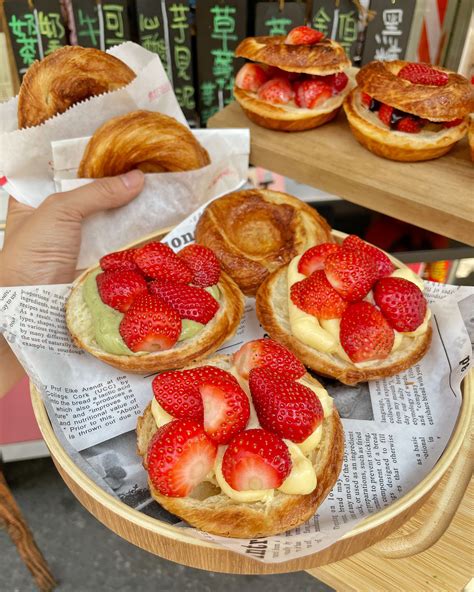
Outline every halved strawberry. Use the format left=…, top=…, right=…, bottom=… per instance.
left=443, top=118, right=464, bottom=128
left=342, top=235, right=394, bottom=280
left=396, top=117, right=421, bottom=133
left=294, top=79, right=332, bottom=109
left=378, top=103, right=393, bottom=127
left=340, top=301, right=394, bottom=363
left=147, top=419, right=217, bottom=497
left=177, top=244, right=220, bottom=287
left=398, top=63, right=448, bottom=86
left=249, top=367, right=323, bottom=443
left=285, top=26, right=325, bottom=45
left=233, top=338, right=305, bottom=380
left=222, top=429, right=291, bottom=491
left=235, top=63, right=269, bottom=92
left=325, top=248, right=378, bottom=301
left=373, top=277, right=427, bottom=332
left=361, top=92, right=372, bottom=107
left=133, top=242, right=193, bottom=283
left=96, top=270, right=148, bottom=313
left=152, top=370, right=203, bottom=420
left=298, top=243, right=341, bottom=275
left=258, top=77, right=294, bottom=105
left=149, top=278, right=219, bottom=324
left=119, top=294, right=181, bottom=352
left=326, top=72, right=349, bottom=93
left=290, top=271, right=348, bottom=319
left=100, top=248, right=140, bottom=273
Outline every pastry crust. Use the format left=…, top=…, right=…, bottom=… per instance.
left=66, top=268, right=244, bottom=374
left=78, top=110, right=210, bottom=177
left=18, top=45, right=135, bottom=129
left=136, top=355, right=344, bottom=538
left=356, top=61, right=474, bottom=121
left=344, top=89, right=468, bottom=162
left=469, top=116, right=474, bottom=163
left=255, top=265, right=432, bottom=386
left=195, top=189, right=333, bottom=296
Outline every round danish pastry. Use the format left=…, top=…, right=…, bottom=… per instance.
left=18, top=45, right=136, bottom=129
left=343, top=60, right=474, bottom=161
left=78, top=110, right=211, bottom=177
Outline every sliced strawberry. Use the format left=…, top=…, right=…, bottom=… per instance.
left=291, top=271, right=348, bottom=319
left=443, top=118, right=464, bottom=128
left=340, top=301, right=394, bottom=363
left=398, top=63, right=448, bottom=86
left=378, top=103, right=393, bottom=127
left=294, top=79, right=332, bottom=109
left=298, top=243, right=341, bottom=276
left=373, top=277, right=427, bottom=332
left=326, top=72, right=349, bottom=93
left=147, top=419, right=217, bottom=497
left=177, top=244, right=220, bottom=287
left=285, top=26, right=325, bottom=45
left=149, top=278, right=219, bottom=324
left=222, top=429, right=291, bottom=491
left=233, top=338, right=305, bottom=380
left=361, top=92, right=372, bottom=107
left=342, top=235, right=394, bottom=280
left=100, top=248, right=140, bottom=273
left=96, top=270, right=148, bottom=313
left=119, top=294, right=181, bottom=352
left=325, top=248, right=378, bottom=301
left=258, top=77, right=294, bottom=105
left=235, top=63, right=269, bottom=92
left=396, top=117, right=421, bottom=133
left=152, top=370, right=203, bottom=420
left=133, top=242, right=193, bottom=283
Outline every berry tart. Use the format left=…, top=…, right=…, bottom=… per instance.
left=344, top=60, right=474, bottom=161
left=256, top=235, right=432, bottom=385
left=136, top=338, right=344, bottom=538
left=234, top=26, right=353, bottom=132
left=66, top=242, right=244, bottom=373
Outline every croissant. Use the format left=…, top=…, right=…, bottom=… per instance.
left=18, top=46, right=135, bottom=129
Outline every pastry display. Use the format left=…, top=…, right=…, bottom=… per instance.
left=78, top=110, right=210, bottom=177
left=18, top=45, right=136, bottom=129
left=66, top=242, right=244, bottom=373
left=195, top=189, right=333, bottom=296
left=136, top=338, right=344, bottom=538
left=256, top=235, right=432, bottom=385
left=233, top=26, right=352, bottom=131
left=344, top=60, right=474, bottom=161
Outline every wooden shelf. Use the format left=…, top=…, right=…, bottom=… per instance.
left=208, top=103, right=474, bottom=246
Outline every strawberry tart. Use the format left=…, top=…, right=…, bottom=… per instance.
left=136, top=338, right=344, bottom=538
left=233, top=26, right=353, bottom=131
left=256, top=235, right=432, bottom=385
left=66, top=242, right=244, bottom=373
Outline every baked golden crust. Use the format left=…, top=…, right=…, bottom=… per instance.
left=356, top=61, right=474, bottom=121
left=255, top=265, right=432, bottom=386
left=136, top=356, right=344, bottom=538
left=78, top=110, right=210, bottom=177
left=66, top=269, right=244, bottom=374
left=469, top=116, right=474, bottom=162
left=18, top=46, right=135, bottom=129
left=344, top=89, right=468, bottom=162
left=235, top=36, right=350, bottom=75
left=195, top=189, right=333, bottom=296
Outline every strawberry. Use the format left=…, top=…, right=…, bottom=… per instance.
left=100, top=248, right=140, bottom=273
left=326, top=72, right=349, bottom=93
left=258, top=77, right=294, bottom=105
left=235, top=63, right=269, bottom=92
left=294, top=79, right=332, bottom=109
left=199, top=376, right=250, bottom=444
left=398, top=63, right=448, bottom=86
left=152, top=370, right=203, bottom=420
left=325, top=248, right=378, bottom=301
left=285, top=26, right=325, bottom=45
left=133, top=242, right=193, bottom=283
left=340, top=301, right=394, bottom=363
left=361, top=92, right=372, bottom=107
left=233, top=338, right=305, bottom=380
left=378, top=103, right=393, bottom=127
left=265, top=66, right=299, bottom=81
left=373, top=277, right=427, bottom=332
left=147, top=419, right=217, bottom=497
left=222, top=429, right=291, bottom=491
left=119, top=294, right=181, bottom=352
left=396, top=117, right=421, bottom=133
left=249, top=367, right=324, bottom=443
left=290, top=271, right=348, bottom=319
left=298, top=243, right=341, bottom=275
left=149, top=278, right=219, bottom=324
left=186, top=365, right=241, bottom=387
left=443, top=118, right=464, bottom=128
left=96, top=270, right=148, bottom=313
left=177, top=244, right=220, bottom=287
left=342, top=235, right=394, bottom=280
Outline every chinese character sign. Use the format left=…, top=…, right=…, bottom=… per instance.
left=4, top=0, right=40, bottom=77
left=255, top=2, right=305, bottom=37
left=311, top=0, right=360, bottom=61
left=72, top=0, right=101, bottom=48
left=36, top=0, right=67, bottom=56
left=102, top=1, right=132, bottom=49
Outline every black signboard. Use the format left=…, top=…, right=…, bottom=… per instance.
left=4, top=0, right=41, bottom=77
left=35, top=0, right=68, bottom=55
left=102, top=0, right=132, bottom=48
left=311, top=0, right=360, bottom=61
left=196, top=0, right=248, bottom=126
left=255, top=2, right=305, bottom=36
left=361, top=0, right=416, bottom=64
left=72, top=0, right=102, bottom=48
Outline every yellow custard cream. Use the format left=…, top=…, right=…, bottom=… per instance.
left=83, top=269, right=220, bottom=355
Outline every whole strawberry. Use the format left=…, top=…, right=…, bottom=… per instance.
left=324, top=248, right=378, bottom=301
left=378, top=103, right=394, bottom=127
left=374, top=277, right=427, bottom=332
left=233, top=338, right=306, bottom=380
left=398, top=63, right=448, bottom=86
left=96, top=270, right=148, bottom=313
left=258, top=78, right=294, bottom=105
left=342, top=235, right=394, bottom=279
left=134, top=242, right=193, bottom=283
left=291, top=271, right=348, bottom=319
left=298, top=243, right=341, bottom=276
left=285, top=26, right=325, bottom=45
left=177, top=244, right=221, bottom=287
left=152, top=370, right=203, bottom=421
left=235, top=63, right=269, bottom=92
left=149, top=278, right=219, bottom=324
left=100, top=248, right=140, bottom=273
left=325, top=72, right=349, bottom=93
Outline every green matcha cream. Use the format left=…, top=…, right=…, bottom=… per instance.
left=83, top=269, right=220, bottom=355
